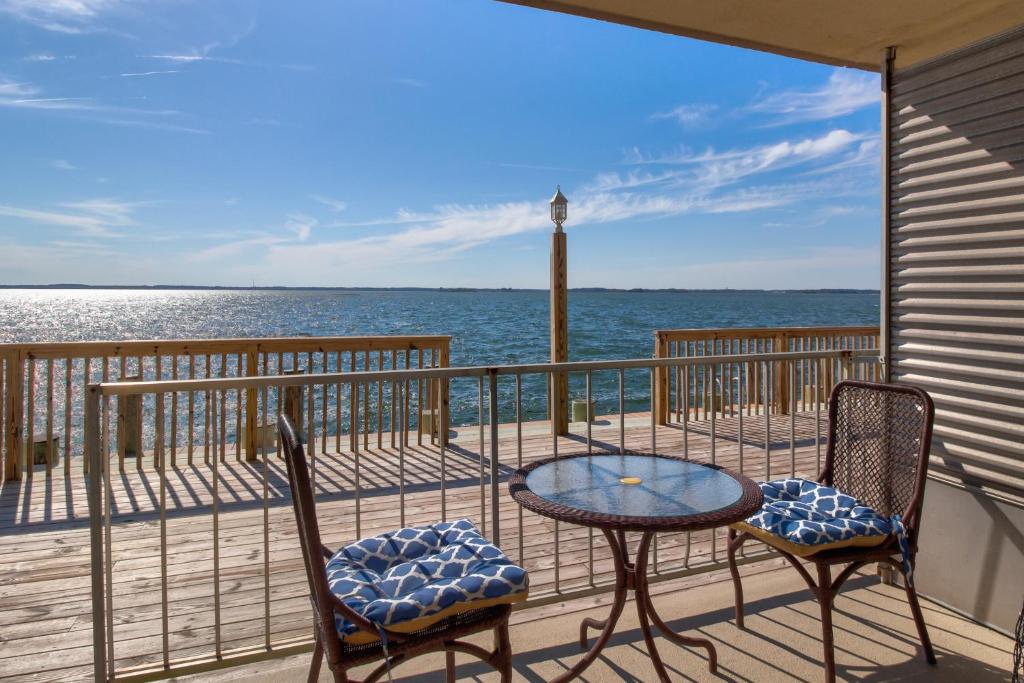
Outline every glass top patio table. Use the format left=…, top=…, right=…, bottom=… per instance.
left=509, top=453, right=762, bottom=532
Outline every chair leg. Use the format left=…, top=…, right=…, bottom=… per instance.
left=445, top=651, right=456, bottom=683
left=308, top=633, right=324, bottom=683
left=903, top=573, right=937, bottom=665
left=816, top=563, right=837, bottom=683
left=727, top=527, right=746, bottom=628
left=494, top=619, right=513, bottom=683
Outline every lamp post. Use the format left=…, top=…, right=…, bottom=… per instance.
left=550, top=186, right=569, bottom=435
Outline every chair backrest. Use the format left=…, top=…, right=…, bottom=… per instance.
left=821, top=381, right=935, bottom=535
left=278, top=414, right=344, bottom=660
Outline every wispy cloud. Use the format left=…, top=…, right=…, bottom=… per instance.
left=21, top=53, right=74, bottom=62
left=749, top=69, right=878, bottom=126
left=225, top=123, right=875, bottom=274
left=0, top=198, right=143, bottom=237
left=598, top=246, right=878, bottom=289
left=51, top=159, right=76, bottom=170
left=267, top=177, right=844, bottom=276
left=809, top=138, right=880, bottom=174
left=393, top=77, right=427, bottom=88
left=97, top=118, right=209, bottom=134
left=0, top=0, right=125, bottom=33
left=145, top=23, right=312, bottom=73
left=0, top=75, right=101, bottom=111
left=310, top=195, right=348, bottom=212
left=0, top=77, right=37, bottom=98
left=0, top=73, right=205, bottom=131
left=119, top=70, right=180, bottom=78
left=624, top=129, right=869, bottom=189
left=649, top=103, right=716, bottom=129
left=148, top=52, right=235, bottom=64
left=189, top=214, right=318, bottom=262
left=285, top=214, right=316, bottom=241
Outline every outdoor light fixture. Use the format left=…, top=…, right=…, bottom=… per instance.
left=550, top=185, right=568, bottom=232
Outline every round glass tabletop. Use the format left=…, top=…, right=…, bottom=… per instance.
left=511, top=454, right=760, bottom=530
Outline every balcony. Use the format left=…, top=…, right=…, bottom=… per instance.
left=0, top=328, right=1014, bottom=681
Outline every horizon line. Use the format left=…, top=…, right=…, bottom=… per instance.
left=0, top=284, right=880, bottom=293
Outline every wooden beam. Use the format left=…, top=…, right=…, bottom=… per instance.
left=653, top=333, right=671, bottom=425
left=4, top=351, right=23, bottom=481
left=243, top=346, right=259, bottom=461
left=550, top=230, right=569, bottom=435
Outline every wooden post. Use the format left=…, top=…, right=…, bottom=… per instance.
left=118, top=374, right=142, bottom=460
left=774, top=333, right=790, bottom=415
left=550, top=229, right=569, bottom=435
left=4, top=352, right=23, bottom=481
left=654, top=333, right=671, bottom=425
left=284, top=370, right=304, bottom=442
left=841, top=353, right=854, bottom=381
left=438, top=341, right=450, bottom=450
left=243, top=345, right=259, bottom=461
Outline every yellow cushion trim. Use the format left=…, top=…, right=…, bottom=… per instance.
left=731, top=521, right=889, bottom=558
left=341, top=591, right=528, bottom=645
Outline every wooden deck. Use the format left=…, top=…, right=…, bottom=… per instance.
left=0, top=409, right=829, bottom=682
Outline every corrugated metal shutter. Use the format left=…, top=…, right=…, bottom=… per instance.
left=889, top=25, right=1024, bottom=499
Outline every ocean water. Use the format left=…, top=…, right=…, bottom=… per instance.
left=0, top=289, right=879, bottom=429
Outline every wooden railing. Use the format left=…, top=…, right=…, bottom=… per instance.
left=0, top=335, right=450, bottom=481
left=653, top=326, right=880, bottom=425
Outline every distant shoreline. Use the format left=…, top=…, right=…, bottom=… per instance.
left=0, top=284, right=879, bottom=294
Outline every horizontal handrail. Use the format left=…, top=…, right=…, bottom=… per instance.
left=654, top=325, right=878, bottom=340
left=0, top=334, right=452, bottom=357
left=92, top=349, right=880, bottom=396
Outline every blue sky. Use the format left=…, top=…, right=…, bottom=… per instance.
left=0, top=0, right=882, bottom=288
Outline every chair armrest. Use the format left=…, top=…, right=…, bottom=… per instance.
left=321, top=543, right=335, bottom=561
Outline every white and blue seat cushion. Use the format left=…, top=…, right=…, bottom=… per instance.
left=733, top=478, right=895, bottom=556
left=325, top=519, right=529, bottom=643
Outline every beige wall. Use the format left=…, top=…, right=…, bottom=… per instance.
left=916, top=481, right=1024, bottom=632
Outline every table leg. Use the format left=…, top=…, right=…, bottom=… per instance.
left=560, top=529, right=720, bottom=682
left=553, top=529, right=628, bottom=683
left=638, top=532, right=719, bottom=674
left=635, top=532, right=674, bottom=683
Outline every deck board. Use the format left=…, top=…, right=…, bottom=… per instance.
left=0, top=410, right=828, bottom=681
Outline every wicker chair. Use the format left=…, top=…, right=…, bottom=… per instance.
left=727, top=380, right=936, bottom=682
left=278, top=414, right=522, bottom=683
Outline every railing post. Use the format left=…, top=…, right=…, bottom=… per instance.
left=488, top=370, right=500, bottom=546
left=774, top=333, right=790, bottom=415
left=841, top=352, right=854, bottom=381
left=117, top=374, right=142, bottom=463
left=284, top=374, right=304, bottom=441
left=86, top=385, right=108, bottom=683
left=244, top=345, right=259, bottom=461
left=653, top=333, right=670, bottom=425
left=4, top=351, right=23, bottom=482
left=438, top=340, right=450, bottom=451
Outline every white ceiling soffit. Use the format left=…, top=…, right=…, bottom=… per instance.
left=501, top=0, right=1024, bottom=71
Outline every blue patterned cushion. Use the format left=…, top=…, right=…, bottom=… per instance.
left=737, top=479, right=892, bottom=556
left=325, top=519, right=528, bottom=642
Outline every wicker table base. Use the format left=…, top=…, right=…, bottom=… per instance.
left=558, top=528, right=717, bottom=683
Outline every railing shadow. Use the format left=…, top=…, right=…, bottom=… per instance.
left=396, top=575, right=1007, bottom=682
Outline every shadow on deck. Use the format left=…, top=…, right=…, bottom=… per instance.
left=0, top=410, right=833, bottom=682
